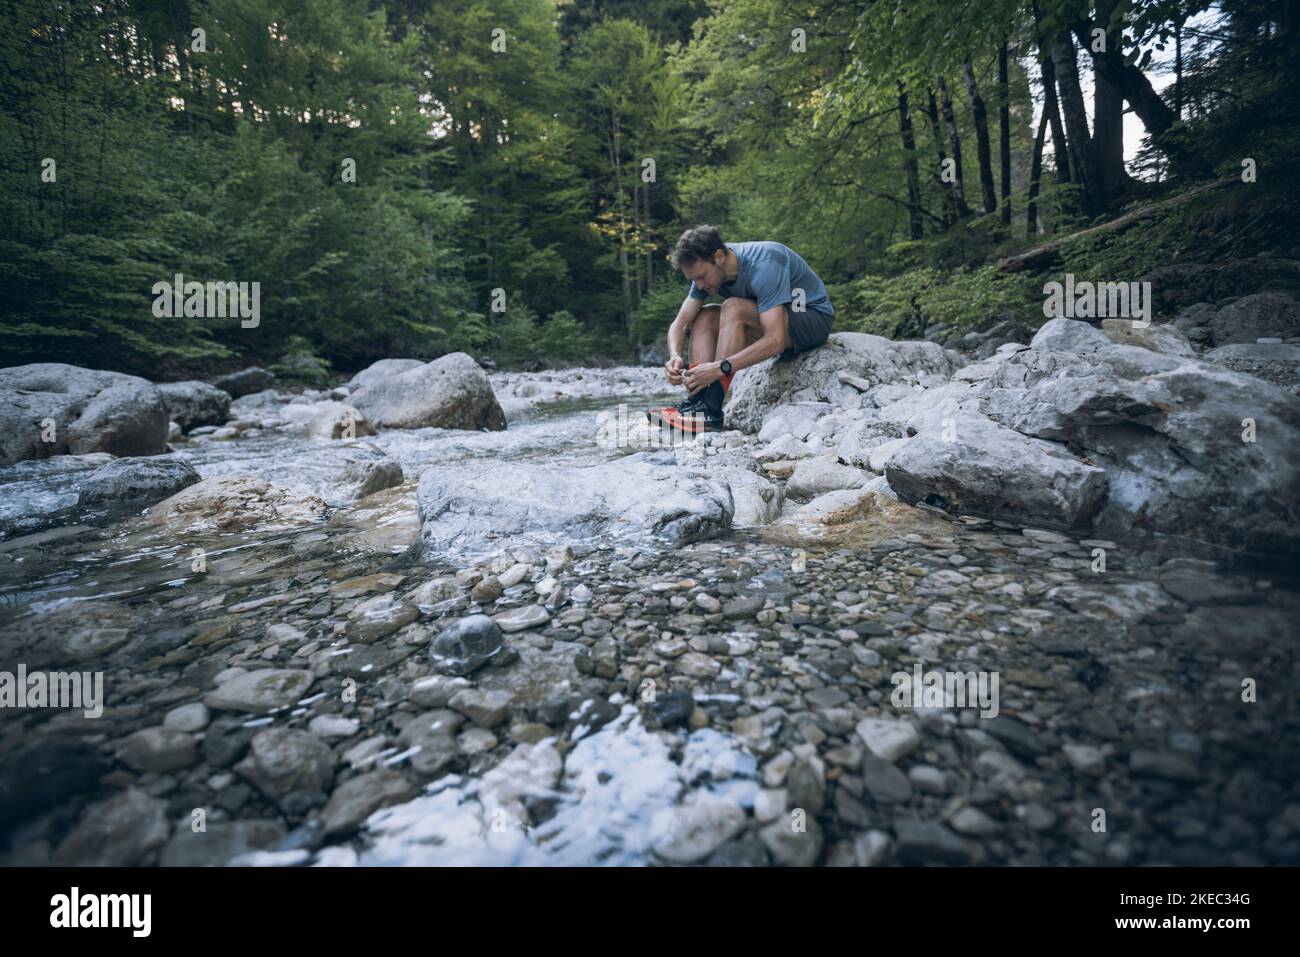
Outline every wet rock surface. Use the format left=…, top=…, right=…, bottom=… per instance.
left=0, top=359, right=1296, bottom=867
left=349, top=353, right=507, bottom=431
left=0, top=363, right=170, bottom=465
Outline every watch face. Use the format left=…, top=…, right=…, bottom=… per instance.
left=721, top=359, right=732, bottom=374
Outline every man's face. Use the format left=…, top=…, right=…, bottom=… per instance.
left=682, top=251, right=726, bottom=295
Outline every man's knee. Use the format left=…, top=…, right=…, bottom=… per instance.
left=720, top=297, right=756, bottom=325
left=695, top=304, right=721, bottom=330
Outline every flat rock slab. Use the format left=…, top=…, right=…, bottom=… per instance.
left=886, top=413, right=1107, bottom=530
left=205, top=669, right=315, bottom=715
left=417, top=450, right=733, bottom=561
left=726, top=333, right=965, bottom=433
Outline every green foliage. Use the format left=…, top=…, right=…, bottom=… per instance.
left=536, top=310, right=586, bottom=362
left=831, top=267, right=1037, bottom=339
left=631, top=274, right=692, bottom=347
left=270, top=336, right=332, bottom=388
left=1, top=0, right=1294, bottom=380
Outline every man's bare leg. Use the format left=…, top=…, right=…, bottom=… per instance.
left=688, top=304, right=720, bottom=366
left=715, top=297, right=764, bottom=365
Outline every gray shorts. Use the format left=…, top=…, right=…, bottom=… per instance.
left=780, top=303, right=834, bottom=360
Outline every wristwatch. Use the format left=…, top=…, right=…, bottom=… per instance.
left=720, top=358, right=733, bottom=375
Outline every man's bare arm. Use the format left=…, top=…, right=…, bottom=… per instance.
left=666, top=296, right=703, bottom=360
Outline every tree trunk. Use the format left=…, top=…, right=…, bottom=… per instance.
left=897, top=85, right=924, bottom=240
left=998, top=40, right=1012, bottom=224
left=1027, top=109, right=1049, bottom=238
left=925, top=89, right=956, bottom=226
left=1174, top=19, right=1183, bottom=119
left=609, top=112, right=632, bottom=335
left=1052, top=35, right=1100, bottom=214
left=1069, top=18, right=1203, bottom=177
left=963, top=57, right=998, bottom=216
left=643, top=177, right=652, bottom=289
left=631, top=179, right=642, bottom=297
left=1032, top=2, right=1070, bottom=184
left=1091, top=0, right=1127, bottom=204
left=1039, top=49, right=1070, bottom=183
left=937, top=77, right=972, bottom=217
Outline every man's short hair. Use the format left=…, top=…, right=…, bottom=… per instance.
left=670, top=225, right=725, bottom=269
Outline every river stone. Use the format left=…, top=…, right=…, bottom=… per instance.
left=493, top=604, right=551, bottom=632
left=397, top=710, right=462, bottom=777
left=885, top=413, right=1107, bottom=530
left=653, top=689, right=695, bottom=728
left=498, top=562, right=531, bottom=587
left=52, top=789, right=169, bottom=866
left=164, top=702, right=210, bottom=732
left=478, top=739, right=562, bottom=806
left=1128, top=749, right=1201, bottom=781
left=715, top=467, right=782, bottom=527
left=652, top=794, right=748, bottom=863
left=1172, top=292, right=1300, bottom=347
left=204, top=668, right=315, bottom=715
left=349, top=352, right=506, bottom=431
left=1100, top=318, right=1196, bottom=358
left=780, top=486, right=908, bottom=527
left=0, top=363, right=170, bottom=465
left=156, top=379, right=232, bottom=431
left=117, top=727, right=198, bottom=773
left=1204, top=342, right=1300, bottom=394
left=758, top=815, right=824, bottom=867
left=236, top=728, right=335, bottom=802
left=321, top=769, right=415, bottom=836
left=448, top=688, right=513, bottom=728
left=50, top=623, right=131, bottom=664
left=757, top=402, right=833, bottom=442
left=278, top=400, right=375, bottom=440
left=429, top=615, right=505, bottom=675
left=856, top=717, right=921, bottom=763
left=1143, top=257, right=1300, bottom=314
left=159, top=820, right=286, bottom=867
left=725, top=333, right=965, bottom=433
left=346, top=358, right=427, bottom=392
left=212, top=366, right=275, bottom=398
left=834, top=413, right=909, bottom=467
left=348, top=593, right=419, bottom=641
left=146, top=475, right=330, bottom=533
left=722, top=595, right=765, bottom=619
left=417, top=451, right=733, bottom=561
left=76, top=457, right=200, bottom=509
left=785, top=454, right=870, bottom=497
left=0, top=739, right=110, bottom=839
left=471, top=576, right=503, bottom=602
left=308, top=715, right=361, bottom=740
left=405, top=576, right=460, bottom=609
left=860, top=752, right=913, bottom=803
left=893, top=818, right=978, bottom=865
left=867, top=437, right=912, bottom=472
left=949, top=805, right=1001, bottom=836
left=979, top=318, right=1300, bottom=553
left=676, top=651, right=721, bottom=680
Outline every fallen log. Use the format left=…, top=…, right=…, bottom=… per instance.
left=996, top=175, right=1240, bottom=273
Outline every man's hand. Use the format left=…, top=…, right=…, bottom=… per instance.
left=664, top=354, right=684, bottom=385
left=684, top=360, right=722, bottom=393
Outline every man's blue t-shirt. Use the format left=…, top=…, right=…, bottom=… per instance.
left=688, top=241, right=834, bottom=316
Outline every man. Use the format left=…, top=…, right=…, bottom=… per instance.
left=649, top=225, right=835, bottom=433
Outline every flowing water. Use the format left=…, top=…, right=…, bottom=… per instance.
left=4, top=372, right=1296, bottom=867
left=1, top=379, right=763, bottom=866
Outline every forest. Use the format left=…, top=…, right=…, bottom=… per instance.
left=2, top=0, right=1297, bottom=380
